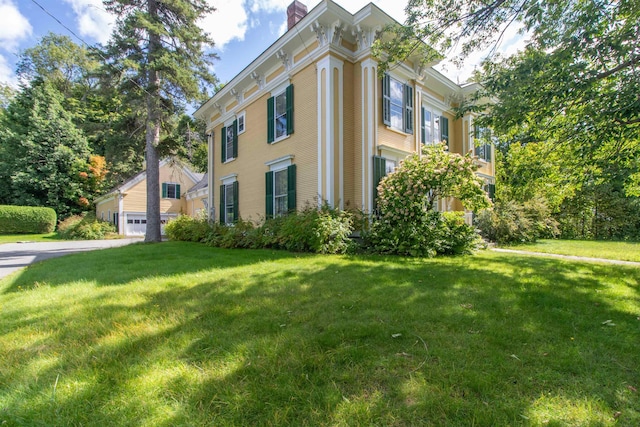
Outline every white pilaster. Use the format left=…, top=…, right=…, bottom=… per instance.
left=361, top=59, right=377, bottom=212
left=317, top=55, right=344, bottom=208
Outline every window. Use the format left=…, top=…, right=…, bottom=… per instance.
left=372, top=156, right=388, bottom=210
left=483, top=182, right=496, bottom=201
left=385, top=159, right=396, bottom=175
left=421, top=105, right=449, bottom=145
left=221, top=120, right=238, bottom=162
left=219, top=181, right=239, bottom=224
left=237, top=111, right=246, bottom=134
left=162, top=183, right=181, bottom=199
left=474, top=124, right=492, bottom=162
left=267, top=84, right=294, bottom=143
left=382, top=74, right=413, bottom=134
left=265, top=164, right=296, bottom=218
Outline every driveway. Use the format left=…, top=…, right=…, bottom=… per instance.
left=0, top=238, right=143, bottom=280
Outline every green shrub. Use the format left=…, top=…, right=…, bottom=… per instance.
left=165, top=215, right=211, bottom=242
left=0, top=205, right=57, bottom=234
left=57, top=213, right=116, bottom=240
left=475, top=199, right=559, bottom=244
left=363, top=210, right=481, bottom=257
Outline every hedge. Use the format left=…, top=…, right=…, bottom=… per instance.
left=0, top=205, right=57, bottom=234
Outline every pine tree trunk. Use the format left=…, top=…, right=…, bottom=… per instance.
left=144, top=0, right=162, bottom=243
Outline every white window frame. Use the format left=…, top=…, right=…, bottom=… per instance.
left=266, top=155, right=294, bottom=217
left=220, top=174, right=238, bottom=225
left=223, top=118, right=236, bottom=163
left=237, top=111, right=246, bottom=135
left=421, top=103, right=443, bottom=145
left=273, top=88, right=288, bottom=142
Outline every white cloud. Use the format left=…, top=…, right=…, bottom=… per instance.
left=201, top=0, right=248, bottom=50
left=0, top=0, right=32, bottom=51
left=63, top=0, right=114, bottom=45
left=0, top=54, right=17, bottom=86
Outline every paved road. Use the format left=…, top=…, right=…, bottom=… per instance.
left=0, top=238, right=143, bottom=280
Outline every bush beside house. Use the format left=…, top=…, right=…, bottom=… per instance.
left=0, top=205, right=57, bottom=234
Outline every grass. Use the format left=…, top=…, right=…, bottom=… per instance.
left=506, top=239, right=640, bottom=262
left=0, top=233, right=62, bottom=243
left=1, top=242, right=639, bottom=426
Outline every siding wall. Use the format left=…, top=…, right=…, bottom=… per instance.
left=213, top=63, right=318, bottom=222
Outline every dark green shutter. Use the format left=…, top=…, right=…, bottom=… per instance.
left=287, top=164, right=296, bottom=213
left=267, top=96, right=274, bottom=143
left=474, top=123, right=480, bottom=139
left=232, top=120, right=238, bottom=158
left=219, top=184, right=225, bottom=223
left=221, top=126, right=227, bottom=161
left=232, top=181, right=239, bottom=222
left=485, top=143, right=492, bottom=162
left=382, top=74, right=391, bottom=126
left=488, top=183, right=496, bottom=201
left=175, top=184, right=180, bottom=199
left=440, top=116, right=449, bottom=143
left=421, top=106, right=426, bottom=144
left=161, top=183, right=167, bottom=198
left=404, top=84, right=413, bottom=134
left=286, top=84, right=294, bottom=135
left=265, top=171, right=274, bottom=218
left=373, top=155, right=387, bottom=210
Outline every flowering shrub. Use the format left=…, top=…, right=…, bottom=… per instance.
left=365, top=143, right=490, bottom=256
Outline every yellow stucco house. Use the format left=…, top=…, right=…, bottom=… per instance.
left=94, top=158, right=207, bottom=236
left=194, top=0, right=494, bottom=224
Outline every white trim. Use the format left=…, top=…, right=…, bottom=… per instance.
left=220, top=173, right=238, bottom=185
left=185, top=187, right=208, bottom=200
left=270, top=80, right=291, bottom=98
left=265, top=154, right=294, bottom=169
left=316, top=55, right=344, bottom=208
left=378, top=144, right=413, bottom=158
left=361, top=59, right=377, bottom=213
left=237, top=111, right=246, bottom=134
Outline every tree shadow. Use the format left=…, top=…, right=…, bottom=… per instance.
left=1, top=250, right=639, bottom=425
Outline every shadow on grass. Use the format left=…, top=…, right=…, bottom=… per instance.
left=1, top=248, right=639, bottom=425
left=1, top=241, right=301, bottom=293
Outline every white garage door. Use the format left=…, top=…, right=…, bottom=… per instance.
left=125, top=214, right=173, bottom=236
left=125, top=215, right=147, bottom=236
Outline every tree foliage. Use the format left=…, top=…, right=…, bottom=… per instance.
left=0, top=79, right=103, bottom=219
left=103, top=0, right=217, bottom=242
left=378, top=0, right=640, bottom=239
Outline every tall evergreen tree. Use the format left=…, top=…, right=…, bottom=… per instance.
left=103, top=0, right=217, bottom=242
left=0, top=79, right=96, bottom=219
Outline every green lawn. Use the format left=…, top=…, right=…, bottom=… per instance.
left=0, top=233, right=62, bottom=243
left=506, top=239, right=640, bottom=262
left=1, top=243, right=638, bottom=426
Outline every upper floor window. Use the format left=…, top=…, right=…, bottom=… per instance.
left=421, top=105, right=449, bottom=144
left=267, top=84, right=294, bottom=143
left=237, top=111, right=246, bottom=134
left=221, top=119, right=238, bottom=163
left=162, top=183, right=180, bottom=199
left=383, top=74, right=413, bottom=134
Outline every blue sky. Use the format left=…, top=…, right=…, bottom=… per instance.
left=0, top=0, right=526, bottom=91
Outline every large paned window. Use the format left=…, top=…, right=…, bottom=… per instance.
left=265, top=164, right=296, bottom=218
left=219, top=181, right=238, bottom=224
left=267, top=84, right=294, bottom=143
left=382, top=74, right=413, bottom=134
left=421, top=104, right=449, bottom=144
left=221, top=120, right=238, bottom=162
left=162, top=183, right=180, bottom=199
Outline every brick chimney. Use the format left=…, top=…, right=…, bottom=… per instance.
left=287, top=1, right=308, bottom=31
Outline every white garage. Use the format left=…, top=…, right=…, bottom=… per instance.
left=124, top=213, right=175, bottom=236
